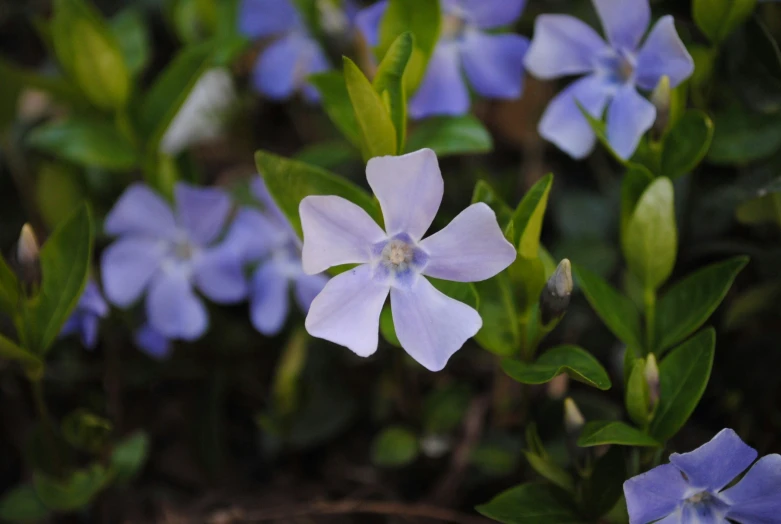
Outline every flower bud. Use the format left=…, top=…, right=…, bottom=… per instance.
left=540, top=259, right=573, bottom=325
left=15, top=223, right=41, bottom=291
left=546, top=373, right=569, bottom=400
left=651, top=75, right=671, bottom=139
left=563, top=397, right=585, bottom=433
left=644, top=353, right=660, bottom=409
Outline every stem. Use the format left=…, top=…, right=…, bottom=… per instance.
left=30, top=377, right=63, bottom=477
left=643, top=287, right=656, bottom=355
left=518, top=314, right=532, bottom=361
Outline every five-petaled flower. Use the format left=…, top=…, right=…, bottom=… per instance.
left=101, top=182, right=246, bottom=341
left=299, top=148, right=516, bottom=371
left=239, top=0, right=330, bottom=102
left=356, top=0, right=529, bottom=119
left=624, top=428, right=781, bottom=523
left=60, top=279, right=109, bottom=349
left=524, top=0, right=694, bottom=160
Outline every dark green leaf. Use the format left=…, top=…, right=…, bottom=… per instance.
left=422, top=384, right=471, bottom=434
left=110, top=432, right=149, bottom=484
left=0, top=334, right=42, bottom=375
left=502, top=345, right=611, bottom=390
left=0, top=254, right=20, bottom=317
left=373, top=32, right=413, bottom=151
left=371, top=426, right=419, bottom=467
left=476, top=483, right=584, bottom=524
left=661, top=110, right=714, bottom=179
left=0, top=485, right=49, bottom=521
left=309, top=72, right=362, bottom=149
left=523, top=452, right=574, bottom=492
left=61, top=409, right=112, bottom=454
left=380, top=305, right=401, bottom=347
left=708, top=102, right=781, bottom=164
left=474, top=272, right=520, bottom=357
left=580, top=446, right=626, bottom=518
left=343, top=56, right=397, bottom=160
left=0, top=58, right=84, bottom=106
left=293, top=140, right=361, bottom=170
left=693, top=0, right=757, bottom=44
left=33, top=464, right=109, bottom=511
left=110, top=7, right=151, bottom=76
left=577, top=421, right=661, bottom=448
left=407, top=115, right=493, bottom=157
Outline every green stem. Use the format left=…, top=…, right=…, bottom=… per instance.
left=30, top=377, right=63, bottom=477
left=519, top=314, right=532, bottom=361
left=644, top=287, right=656, bottom=355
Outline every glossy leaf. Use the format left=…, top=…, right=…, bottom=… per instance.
left=371, top=426, right=419, bottom=467
left=502, top=345, right=611, bottom=390
left=693, top=0, right=757, bottom=44
left=407, top=115, right=493, bottom=157
left=661, top=110, right=714, bottom=180
left=507, top=174, right=553, bottom=257
left=577, top=421, right=661, bottom=448
left=373, top=32, right=413, bottom=151
left=476, top=483, right=583, bottom=524
left=33, top=464, right=109, bottom=511
left=625, top=358, right=650, bottom=428
left=309, top=72, right=362, bottom=149
left=343, top=57, right=397, bottom=160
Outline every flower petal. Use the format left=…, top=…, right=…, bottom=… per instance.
left=606, top=85, right=656, bottom=160
left=251, top=177, right=291, bottom=230
left=250, top=260, right=290, bottom=336
left=366, top=148, right=443, bottom=241
left=593, top=0, right=650, bottom=51
left=104, top=184, right=177, bottom=239
left=101, top=238, right=164, bottom=307
left=253, top=33, right=328, bottom=100
left=420, top=203, right=516, bottom=282
left=635, top=15, right=695, bottom=91
left=722, top=454, right=781, bottom=523
left=409, top=43, right=470, bottom=118
left=623, top=463, right=691, bottom=524
left=80, top=280, right=109, bottom=317
left=670, top=429, right=758, bottom=492
left=454, top=0, right=526, bottom=30
left=81, top=314, right=100, bottom=349
left=460, top=31, right=528, bottom=99
left=220, top=208, right=280, bottom=262
left=538, top=74, right=613, bottom=159
left=238, top=0, right=300, bottom=39
left=299, top=195, right=386, bottom=274
left=146, top=270, right=208, bottom=341
left=679, top=503, right=730, bottom=524
left=305, top=264, right=389, bottom=357
left=355, top=0, right=387, bottom=47
left=294, top=272, right=328, bottom=312
left=175, top=183, right=232, bottom=246
left=524, top=15, right=607, bottom=79
left=192, top=247, right=248, bottom=304
left=390, top=277, right=481, bottom=371
left=134, top=323, right=173, bottom=360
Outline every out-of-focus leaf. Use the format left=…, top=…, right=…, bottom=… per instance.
left=523, top=452, right=574, bottom=492
left=406, top=115, right=493, bottom=157
left=371, top=426, right=419, bottom=467
left=577, top=421, right=661, bottom=447
left=693, top=0, right=757, bottom=44
left=271, top=328, right=308, bottom=416
left=580, top=446, right=626, bottom=518
left=422, top=384, right=471, bottom=434
left=0, top=334, right=43, bottom=374
left=625, top=359, right=650, bottom=428
left=294, top=141, right=360, bottom=171
left=110, top=7, right=151, bottom=76
left=35, top=163, right=87, bottom=228
left=708, top=102, right=781, bottom=164
left=373, top=32, right=413, bottom=151
left=502, top=345, right=611, bottom=390
left=728, top=18, right=781, bottom=114
left=725, top=282, right=781, bottom=331
left=472, top=179, right=513, bottom=228
left=735, top=193, right=781, bottom=226
left=476, top=483, right=583, bottom=524
left=0, top=485, right=49, bottom=521
left=310, top=72, right=362, bottom=149
left=0, top=254, right=20, bottom=317
left=661, top=110, right=714, bottom=179
left=33, top=464, right=109, bottom=511
left=343, top=57, right=397, bottom=160
left=0, top=58, right=84, bottom=106
left=110, top=431, right=149, bottom=485
left=61, top=409, right=112, bottom=454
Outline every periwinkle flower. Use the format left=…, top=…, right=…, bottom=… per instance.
left=299, top=148, right=516, bottom=371
left=356, top=0, right=529, bottom=118
left=60, top=280, right=109, bottom=349
left=101, top=183, right=246, bottom=341
left=624, top=428, right=781, bottom=523
left=524, top=0, right=694, bottom=160
left=239, top=0, right=330, bottom=102
left=134, top=323, right=173, bottom=360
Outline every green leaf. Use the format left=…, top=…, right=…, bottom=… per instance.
left=655, top=257, right=749, bottom=353
left=693, top=0, right=757, bottom=44
left=110, top=7, right=151, bottom=76
left=27, top=117, right=138, bottom=171
left=623, top=177, right=677, bottom=290
left=577, top=102, right=627, bottom=165
left=343, top=57, right=397, bottom=160
left=0, top=485, right=49, bottom=521
left=577, top=421, right=661, bottom=448
left=309, top=72, right=362, bottom=149
left=406, top=115, right=493, bottom=157
left=471, top=179, right=513, bottom=228
left=708, top=102, right=781, bottom=164
left=110, top=432, right=150, bottom=485
left=0, top=58, right=85, bottom=106
left=625, top=358, right=650, bottom=428
left=573, top=264, right=644, bottom=351
left=661, top=110, right=714, bottom=180
left=293, top=140, right=361, bottom=170
left=507, top=174, right=553, bottom=257
left=380, top=305, right=401, bottom=347
left=0, top=254, right=20, bottom=317
left=271, top=328, right=308, bottom=416
left=580, top=446, right=626, bottom=518
left=0, top=333, right=42, bottom=374
left=373, top=32, right=413, bottom=152
left=422, top=384, right=472, bottom=434
left=735, top=194, right=781, bottom=226
left=255, top=150, right=381, bottom=237
left=523, top=452, right=574, bottom=492
left=474, top=272, right=521, bottom=357
left=33, top=464, right=109, bottom=511
left=650, top=328, right=716, bottom=442
left=502, top=345, right=611, bottom=390
left=26, top=204, right=94, bottom=354
left=371, top=426, right=419, bottom=467
left=476, top=483, right=584, bottom=524
left=61, top=409, right=112, bottom=454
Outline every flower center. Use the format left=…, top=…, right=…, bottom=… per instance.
left=371, top=233, right=429, bottom=287
left=442, top=13, right=468, bottom=40
left=385, top=239, right=413, bottom=267
left=174, top=239, right=195, bottom=261
left=686, top=492, right=710, bottom=504
left=598, top=48, right=637, bottom=86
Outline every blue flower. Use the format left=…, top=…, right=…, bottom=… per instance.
left=224, top=178, right=328, bottom=336
left=524, top=0, right=694, bottom=160
left=624, top=428, right=781, bottom=524
left=356, top=0, right=529, bottom=118
left=239, top=0, right=330, bottom=102
left=299, top=148, right=516, bottom=371
left=100, top=183, right=246, bottom=341
left=134, top=323, right=173, bottom=360
left=60, top=279, right=109, bottom=349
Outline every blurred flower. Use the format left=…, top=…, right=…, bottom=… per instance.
left=160, top=68, right=236, bottom=155
left=134, top=323, right=173, bottom=360
left=60, top=279, right=109, bottom=349
left=524, top=0, right=694, bottom=159
left=101, top=183, right=246, bottom=341
left=624, top=428, right=781, bottom=524
left=300, top=148, right=516, bottom=371
left=224, top=177, right=328, bottom=336
left=356, top=0, right=529, bottom=118
left=239, top=0, right=330, bottom=102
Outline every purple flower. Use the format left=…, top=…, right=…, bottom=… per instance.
left=101, top=183, right=246, bottom=341
left=223, top=177, right=328, bottom=335
left=239, top=0, right=330, bottom=102
left=134, top=323, right=173, bottom=360
left=60, top=279, right=109, bottom=349
left=524, top=0, right=694, bottom=160
left=356, top=0, right=529, bottom=118
left=624, top=428, right=781, bottom=523
left=299, top=148, right=516, bottom=371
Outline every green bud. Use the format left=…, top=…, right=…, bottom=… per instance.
left=14, top=223, right=41, bottom=291
left=540, top=259, right=573, bottom=325
left=651, top=75, right=671, bottom=139
left=644, top=353, right=660, bottom=409
left=563, top=397, right=585, bottom=433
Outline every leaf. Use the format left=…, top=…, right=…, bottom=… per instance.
left=708, top=102, right=781, bottom=164
left=309, top=72, right=362, bottom=149
left=110, top=7, right=151, bottom=76
left=655, top=257, right=748, bottom=353
left=523, top=452, right=574, bottom=492
left=661, top=110, right=714, bottom=180
left=471, top=179, right=513, bottom=228
left=476, top=483, right=584, bottom=524
left=625, top=358, right=650, bottom=428
left=502, top=345, right=611, bottom=390
left=623, top=177, right=677, bottom=290
left=474, top=272, right=520, bottom=357
left=373, top=32, right=413, bottom=151
left=407, top=115, right=493, bottom=157
left=371, top=426, right=419, bottom=467
left=650, top=328, right=716, bottom=442
left=0, top=485, right=49, bottom=521
left=61, top=409, right=112, bottom=454
left=379, top=305, right=401, bottom=347
left=26, top=204, right=94, bottom=354
left=573, top=264, right=644, bottom=351
left=580, top=446, right=626, bottom=518
left=271, top=328, right=308, bottom=416
left=293, top=140, right=361, bottom=170
left=693, top=0, right=757, bottom=44
left=620, top=165, right=653, bottom=248
left=343, top=57, right=397, bottom=160
left=507, top=174, right=553, bottom=257
left=577, top=421, right=661, bottom=448
left=0, top=58, right=85, bottom=106
left=110, top=431, right=150, bottom=485
left=422, top=384, right=472, bottom=434
left=255, top=150, right=381, bottom=237
left=0, top=254, right=20, bottom=317
left=27, top=117, right=138, bottom=171
left=33, top=464, right=109, bottom=511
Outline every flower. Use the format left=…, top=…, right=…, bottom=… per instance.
left=356, top=0, right=529, bottom=118
left=224, top=177, right=328, bottom=335
left=101, top=182, right=246, bottom=341
left=60, top=279, right=109, bottom=349
left=524, top=0, right=694, bottom=160
left=624, top=428, right=781, bottom=523
left=134, top=323, right=173, bottom=360
left=299, top=148, right=516, bottom=371
left=238, top=0, right=330, bottom=102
